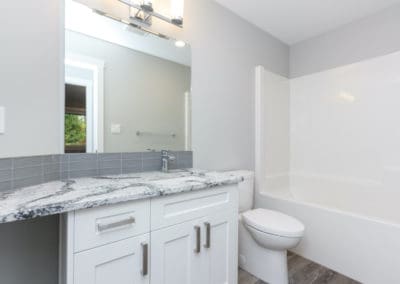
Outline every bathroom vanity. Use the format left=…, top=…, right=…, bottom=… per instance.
left=0, top=169, right=242, bottom=284
left=0, top=1, right=239, bottom=283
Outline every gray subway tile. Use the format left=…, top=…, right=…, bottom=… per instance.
left=99, top=168, right=121, bottom=176
left=0, top=158, right=12, bottom=170
left=13, top=156, right=42, bottom=168
left=142, top=152, right=161, bottom=160
left=60, top=154, right=70, bottom=163
left=98, top=153, right=121, bottom=161
left=60, top=163, right=68, bottom=173
left=122, top=159, right=142, bottom=169
left=69, top=160, right=97, bottom=171
left=44, top=172, right=61, bottom=183
left=142, top=159, right=161, bottom=171
left=13, top=176, right=43, bottom=189
left=0, top=181, right=12, bottom=192
left=99, top=159, right=121, bottom=169
left=178, top=161, right=193, bottom=169
left=42, top=155, right=61, bottom=164
left=122, top=166, right=142, bottom=174
left=43, top=163, right=60, bottom=175
left=0, top=169, right=12, bottom=183
left=14, top=166, right=42, bottom=180
left=2, top=151, right=193, bottom=189
left=167, top=159, right=178, bottom=170
left=69, top=169, right=98, bottom=179
left=177, top=151, right=193, bottom=160
left=122, top=152, right=142, bottom=160
left=69, top=153, right=98, bottom=162
left=60, top=171, right=69, bottom=180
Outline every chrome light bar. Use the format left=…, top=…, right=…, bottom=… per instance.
left=118, top=0, right=183, bottom=28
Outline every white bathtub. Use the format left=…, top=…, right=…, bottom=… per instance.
left=255, top=176, right=400, bottom=284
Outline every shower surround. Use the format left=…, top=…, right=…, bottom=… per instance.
left=256, top=51, right=400, bottom=283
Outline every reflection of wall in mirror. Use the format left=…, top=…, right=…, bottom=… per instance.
left=65, top=30, right=191, bottom=152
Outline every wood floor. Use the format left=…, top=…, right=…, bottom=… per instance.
left=238, top=252, right=360, bottom=284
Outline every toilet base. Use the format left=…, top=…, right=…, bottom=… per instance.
left=239, top=219, right=289, bottom=284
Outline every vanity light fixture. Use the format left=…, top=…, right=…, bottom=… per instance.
left=92, top=8, right=169, bottom=40
left=141, top=0, right=154, bottom=12
left=119, top=0, right=184, bottom=28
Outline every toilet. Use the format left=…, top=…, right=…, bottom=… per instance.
left=228, top=170, right=305, bottom=284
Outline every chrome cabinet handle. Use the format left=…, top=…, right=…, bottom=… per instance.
left=194, top=225, right=201, bottom=253
left=204, top=222, right=211, bottom=249
left=141, top=242, right=149, bottom=276
left=97, top=216, right=135, bottom=232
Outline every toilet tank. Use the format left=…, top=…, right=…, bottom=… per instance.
left=225, top=170, right=255, bottom=213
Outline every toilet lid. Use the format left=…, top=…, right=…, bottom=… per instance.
left=242, top=208, right=305, bottom=237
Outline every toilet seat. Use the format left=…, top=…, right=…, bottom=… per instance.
left=242, top=208, right=304, bottom=238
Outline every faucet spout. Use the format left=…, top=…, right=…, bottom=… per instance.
left=161, top=150, right=176, bottom=172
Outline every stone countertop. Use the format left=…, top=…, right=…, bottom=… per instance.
left=0, top=169, right=244, bottom=223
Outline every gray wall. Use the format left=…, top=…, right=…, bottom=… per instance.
left=186, top=0, right=289, bottom=170
left=290, top=3, right=400, bottom=78
left=0, top=1, right=63, bottom=284
left=0, top=0, right=63, bottom=158
left=0, top=216, right=59, bottom=284
left=66, top=30, right=191, bottom=152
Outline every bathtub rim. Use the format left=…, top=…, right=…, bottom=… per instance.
left=258, top=189, right=400, bottom=229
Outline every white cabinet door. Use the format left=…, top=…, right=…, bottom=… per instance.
left=204, top=210, right=238, bottom=284
left=74, top=234, right=150, bottom=284
left=150, top=218, right=206, bottom=284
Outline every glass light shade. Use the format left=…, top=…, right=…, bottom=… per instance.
left=171, top=0, right=184, bottom=24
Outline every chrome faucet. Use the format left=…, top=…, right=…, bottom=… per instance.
left=161, top=150, right=176, bottom=172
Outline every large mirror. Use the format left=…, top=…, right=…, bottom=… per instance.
left=64, top=0, right=191, bottom=153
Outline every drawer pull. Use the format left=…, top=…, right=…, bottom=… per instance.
left=141, top=242, right=149, bottom=276
left=194, top=225, right=201, bottom=253
left=204, top=222, right=211, bottom=249
left=97, top=216, right=136, bottom=232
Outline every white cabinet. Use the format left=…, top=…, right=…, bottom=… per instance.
left=203, top=211, right=238, bottom=284
left=61, top=185, right=238, bottom=284
left=151, top=211, right=238, bottom=284
left=74, top=234, right=149, bottom=284
left=150, top=218, right=205, bottom=284
left=150, top=186, right=238, bottom=284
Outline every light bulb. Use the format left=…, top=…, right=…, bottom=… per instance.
left=175, top=40, right=186, bottom=48
left=171, top=0, right=184, bottom=25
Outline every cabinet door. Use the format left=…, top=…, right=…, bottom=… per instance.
left=74, top=234, right=150, bottom=284
left=204, top=211, right=238, bottom=284
left=150, top=219, right=206, bottom=284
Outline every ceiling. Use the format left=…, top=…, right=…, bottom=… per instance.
left=215, top=0, right=400, bottom=44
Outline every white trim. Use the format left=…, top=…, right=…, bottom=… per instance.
left=64, top=54, right=105, bottom=153
left=65, top=76, right=94, bottom=152
left=184, top=91, right=191, bottom=151
left=255, top=66, right=264, bottom=192
left=59, top=0, right=66, bottom=155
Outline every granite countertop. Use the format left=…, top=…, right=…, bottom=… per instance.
left=0, top=169, right=244, bottom=223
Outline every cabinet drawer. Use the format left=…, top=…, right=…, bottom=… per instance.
left=74, top=200, right=150, bottom=252
left=151, top=185, right=238, bottom=230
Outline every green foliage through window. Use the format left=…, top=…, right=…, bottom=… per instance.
left=65, top=114, right=86, bottom=146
